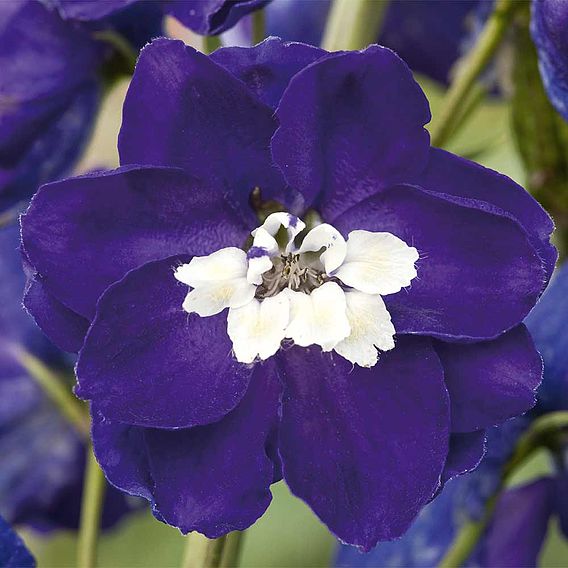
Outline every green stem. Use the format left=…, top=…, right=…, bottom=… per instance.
left=430, top=0, right=519, bottom=148
left=77, top=446, right=107, bottom=568
left=182, top=532, right=244, bottom=568
left=251, top=9, right=266, bottom=45
left=12, top=346, right=89, bottom=438
left=322, top=0, right=389, bottom=52
left=203, top=35, right=222, bottom=54
left=439, top=411, right=568, bottom=567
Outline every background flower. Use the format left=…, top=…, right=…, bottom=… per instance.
left=0, top=222, right=135, bottom=531
left=0, top=515, right=34, bottom=568
left=247, top=0, right=484, bottom=84
left=0, top=0, right=269, bottom=215
left=531, top=0, right=568, bottom=122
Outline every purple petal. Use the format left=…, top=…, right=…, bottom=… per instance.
left=277, top=337, right=449, bottom=550
left=436, top=325, right=542, bottom=433
left=481, top=478, right=555, bottom=567
left=211, top=37, right=325, bottom=109
left=21, top=165, right=250, bottom=320
left=144, top=361, right=280, bottom=536
left=93, top=362, right=280, bottom=536
left=413, top=148, right=557, bottom=282
left=0, top=515, right=35, bottom=567
left=441, top=431, right=486, bottom=485
left=91, top=406, right=153, bottom=502
left=23, top=276, right=89, bottom=354
left=167, top=0, right=269, bottom=35
left=0, top=224, right=66, bottom=366
left=119, top=38, right=287, bottom=213
left=334, top=184, right=545, bottom=341
left=272, top=46, right=431, bottom=220
left=41, top=0, right=137, bottom=20
left=76, top=256, right=254, bottom=429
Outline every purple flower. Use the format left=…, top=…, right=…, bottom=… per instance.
left=44, top=0, right=269, bottom=35
left=260, top=0, right=483, bottom=84
left=0, top=515, right=34, bottom=568
left=21, top=37, right=554, bottom=549
left=531, top=0, right=568, bottom=122
left=0, top=223, right=134, bottom=531
left=337, top=261, right=568, bottom=565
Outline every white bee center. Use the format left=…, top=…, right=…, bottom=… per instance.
left=175, top=213, right=418, bottom=367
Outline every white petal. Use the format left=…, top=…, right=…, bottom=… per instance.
left=334, top=291, right=396, bottom=368
left=285, top=282, right=350, bottom=351
left=251, top=212, right=306, bottom=254
left=335, top=230, right=418, bottom=295
left=246, top=250, right=274, bottom=285
left=175, top=247, right=248, bottom=287
left=182, top=277, right=256, bottom=317
left=228, top=293, right=290, bottom=364
left=298, top=223, right=347, bottom=274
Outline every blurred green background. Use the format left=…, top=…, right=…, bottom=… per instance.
left=20, top=75, right=568, bottom=568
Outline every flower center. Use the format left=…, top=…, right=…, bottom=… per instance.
left=174, top=212, right=419, bottom=368
left=255, top=253, right=336, bottom=298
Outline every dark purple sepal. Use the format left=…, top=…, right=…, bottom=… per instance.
left=76, top=256, right=254, bottom=429
left=413, top=148, right=557, bottom=282
left=211, top=37, right=326, bottom=110
left=167, top=0, right=269, bottom=36
left=0, top=224, right=65, bottom=366
left=277, top=337, right=449, bottom=550
left=441, top=431, right=486, bottom=485
left=21, top=165, right=250, bottom=320
left=480, top=478, right=555, bottom=567
left=92, top=360, right=280, bottom=536
left=91, top=406, right=153, bottom=501
left=143, top=360, right=280, bottom=536
left=23, top=277, right=89, bottom=354
left=272, top=46, right=431, bottom=220
left=119, top=38, right=288, bottom=216
left=436, top=325, right=542, bottom=433
left=334, top=184, right=545, bottom=341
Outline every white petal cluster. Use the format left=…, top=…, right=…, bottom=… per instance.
left=175, top=213, right=419, bottom=368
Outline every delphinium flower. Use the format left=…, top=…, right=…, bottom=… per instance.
left=0, top=0, right=266, bottom=214
left=531, top=0, right=568, bottom=121
left=257, top=0, right=483, bottom=84
left=337, top=261, right=568, bottom=566
left=21, top=37, right=555, bottom=549
left=0, top=222, right=133, bottom=531
left=0, top=515, right=34, bottom=568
